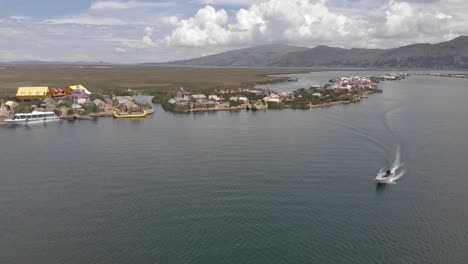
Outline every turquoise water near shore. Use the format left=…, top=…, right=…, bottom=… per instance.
left=1, top=73, right=468, bottom=263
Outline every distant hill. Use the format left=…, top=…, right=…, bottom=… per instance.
left=269, top=46, right=385, bottom=68
left=161, top=36, right=468, bottom=69
left=370, top=36, right=468, bottom=68
left=159, top=44, right=309, bottom=67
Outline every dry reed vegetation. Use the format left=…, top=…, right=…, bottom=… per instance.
left=0, top=65, right=307, bottom=98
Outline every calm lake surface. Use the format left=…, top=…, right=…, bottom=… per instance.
left=1, top=72, right=468, bottom=263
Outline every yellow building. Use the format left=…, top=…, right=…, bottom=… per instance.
left=67, top=84, right=92, bottom=95
left=16, top=86, right=51, bottom=100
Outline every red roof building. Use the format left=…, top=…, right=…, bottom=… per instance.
left=49, top=88, right=67, bottom=97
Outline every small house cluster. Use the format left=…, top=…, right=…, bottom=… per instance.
left=166, top=87, right=285, bottom=112
left=16, top=85, right=92, bottom=101
left=163, top=74, right=407, bottom=113
left=325, top=76, right=379, bottom=92
left=426, top=73, right=468, bottom=79
left=1, top=82, right=156, bottom=120
left=0, top=84, right=115, bottom=118
left=114, top=96, right=145, bottom=115
left=381, top=73, right=409, bottom=81
left=293, top=75, right=384, bottom=99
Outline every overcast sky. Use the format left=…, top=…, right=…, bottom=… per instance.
left=0, top=0, right=465, bottom=63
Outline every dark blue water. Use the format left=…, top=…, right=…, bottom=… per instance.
left=1, top=73, right=468, bottom=263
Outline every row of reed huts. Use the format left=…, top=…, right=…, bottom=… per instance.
left=16, top=85, right=92, bottom=101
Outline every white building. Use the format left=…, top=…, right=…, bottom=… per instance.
left=238, top=97, right=248, bottom=103
left=208, top=95, right=221, bottom=101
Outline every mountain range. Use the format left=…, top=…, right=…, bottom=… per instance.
left=161, top=36, right=468, bottom=69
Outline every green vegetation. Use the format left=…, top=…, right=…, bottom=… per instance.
left=267, top=102, right=287, bottom=109
left=89, top=93, right=106, bottom=101
left=57, top=99, right=73, bottom=108
left=152, top=91, right=172, bottom=104
left=0, top=93, right=16, bottom=101
left=15, top=101, right=37, bottom=113
left=289, top=98, right=310, bottom=109
left=112, top=90, right=134, bottom=96
left=162, top=102, right=190, bottom=112
left=83, top=104, right=101, bottom=114
left=229, top=101, right=242, bottom=107
left=244, top=93, right=265, bottom=102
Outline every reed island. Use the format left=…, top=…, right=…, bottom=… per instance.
left=0, top=65, right=409, bottom=123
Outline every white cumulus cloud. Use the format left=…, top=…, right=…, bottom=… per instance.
left=3, top=0, right=468, bottom=63
left=162, top=6, right=231, bottom=47
left=160, top=16, right=181, bottom=27
left=162, top=0, right=357, bottom=47
left=142, top=26, right=156, bottom=47
left=158, top=0, right=467, bottom=50
left=376, top=0, right=456, bottom=44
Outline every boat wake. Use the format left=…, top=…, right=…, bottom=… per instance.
left=375, top=146, right=406, bottom=184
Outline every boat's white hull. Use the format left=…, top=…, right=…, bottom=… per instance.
left=5, top=117, right=61, bottom=125
left=375, top=173, right=394, bottom=184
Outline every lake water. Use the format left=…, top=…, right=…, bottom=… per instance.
left=1, top=72, right=468, bottom=263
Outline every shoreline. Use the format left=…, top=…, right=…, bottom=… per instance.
left=0, top=69, right=402, bottom=120
left=161, top=71, right=393, bottom=114
left=163, top=98, right=367, bottom=114
left=309, top=100, right=353, bottom=108
left=189, top=106, right=244, bottom=113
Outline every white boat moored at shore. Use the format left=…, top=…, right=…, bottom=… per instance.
left=5, top=111, right=61, bottom=125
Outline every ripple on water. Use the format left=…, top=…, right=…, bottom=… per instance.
left=2, top=74, right=468, bottom=263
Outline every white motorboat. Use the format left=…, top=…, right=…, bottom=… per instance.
left=5, top=111, right=61, bottom=125
left=375, top=170, right=395, bottom=184
left=375, top=146, right=406, bottom=184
